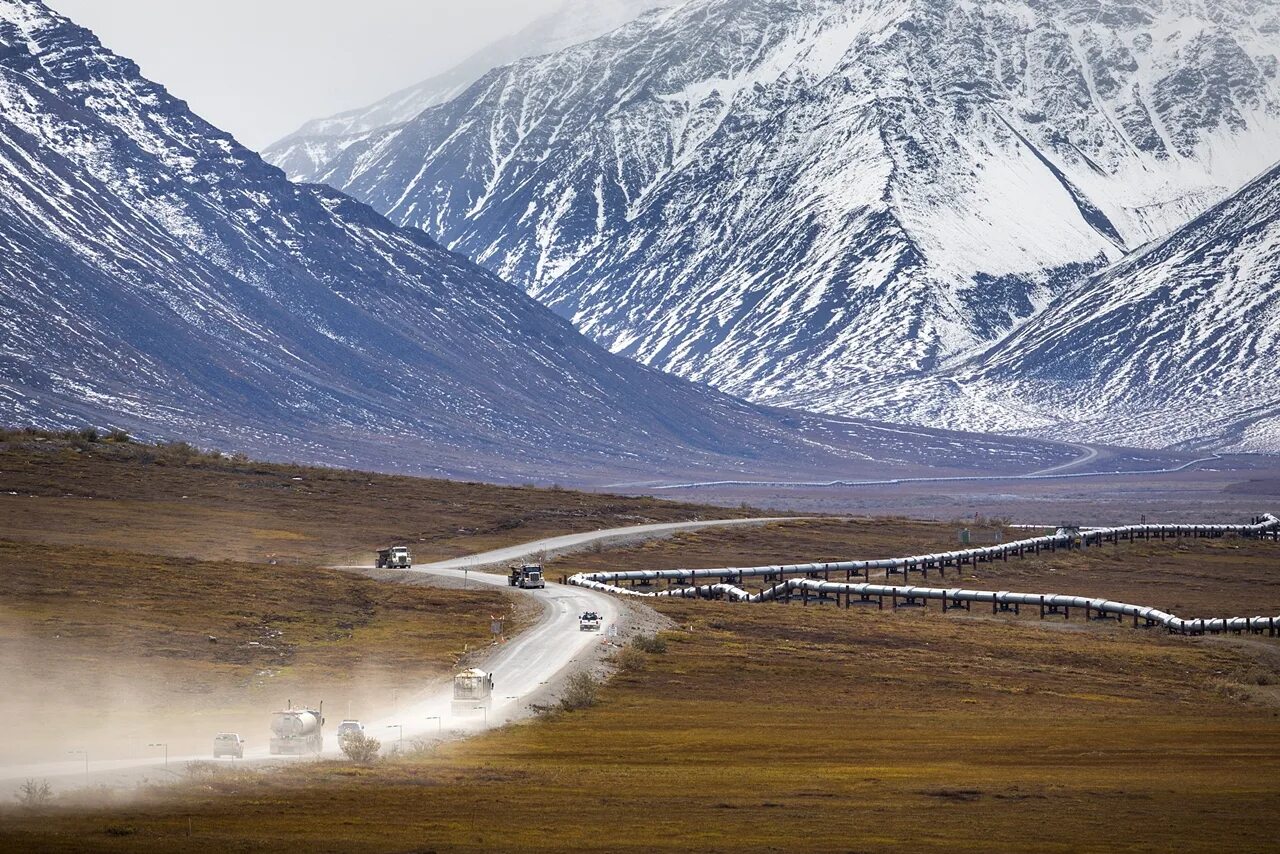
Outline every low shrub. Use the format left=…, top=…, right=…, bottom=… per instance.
left=558, top=671, right=600, bottom=711
left=339, top=731, right=382, bottom=764
left=632, top=633, right=667, bottom=655
left=614, top=646, right=647, bottom=673
left=15, top=778, right=52, bottom=811
left=184, top=760, right=220, bottom=780
left=399, top=737, right=440, bottom=759
left=1238, top=666, right=1278, bottom=686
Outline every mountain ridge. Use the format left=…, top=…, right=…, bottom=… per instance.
left=263, top=0, right=681, bottom=181
left=0, top=0, right=1082, bottom=482
left=838, top=157, right=1280, bottom=451
left=313, top=0, right=1280, bottom=425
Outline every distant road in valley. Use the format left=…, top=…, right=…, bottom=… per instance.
left=336, top=517, right=805, bottom=573
left=632, top=453, right=1223, bottom=491
left=1027, top=442, right=1101, bottom=476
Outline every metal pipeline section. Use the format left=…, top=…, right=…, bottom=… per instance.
left=754, top=579, right=1280, bottom=635
left=571, top=514, right=1280, bottom=589
left=567, top=514, right=1280, bottom=633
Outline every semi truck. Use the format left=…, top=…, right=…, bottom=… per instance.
left=269, top=701, right=325, bottom=755
left=452, top=668, right=494, bottom=715
left=508, top=563, right=545, bottom=589
left=375, top=546, right=412, bottom=569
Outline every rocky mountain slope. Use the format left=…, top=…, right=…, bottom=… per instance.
left=852, top=158, right=1280, bottom=452
left=316, top=0, right=1280, bottom=419
left=0, top=0, right=1080, bottom=483
left=264, top=0, right=680, bottom=181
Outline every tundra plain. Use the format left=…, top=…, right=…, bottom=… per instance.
left=1, top=434, right=1279, bottom=852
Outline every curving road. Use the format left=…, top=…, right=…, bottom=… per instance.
left=1027, top=442, right=1100, bottom=476
left=2, top=517, right=791, bottom=794
left=400, top=516, right=802, bottom=571
left=0, top=568, right=618, bottom=795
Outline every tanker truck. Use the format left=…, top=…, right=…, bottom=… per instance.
left=451, top=668, right=494, bottom=715
left=269, top=701, right=325, bottom=755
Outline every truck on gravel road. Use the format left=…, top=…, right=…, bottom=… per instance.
left=269, top=702, right=325, bottom=755
left=508, top=563, right=546, bottom=589
left=375, top=546, right=412, bottom=569
left=452, top=668, right=495, bottom=715
left=579, top=612, right=602, bottom=632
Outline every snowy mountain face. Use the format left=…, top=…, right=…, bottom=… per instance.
left=263, top=0, right=681, bottom=181
left=854, top=159, right=1280, bottom=453
left=316, top=0, right=1280, bottom=417
left=0, top=0, right=1078, bottom=483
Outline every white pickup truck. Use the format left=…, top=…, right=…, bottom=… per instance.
left=578, top=611, right=602, bottom=632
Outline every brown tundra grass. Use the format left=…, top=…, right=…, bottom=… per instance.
left=2, top=437, right=1279, bottom=851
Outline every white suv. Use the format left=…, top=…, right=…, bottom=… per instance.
left=336, top=720, right=365, bottom=738
left=213, top=732, right=244, bottom=759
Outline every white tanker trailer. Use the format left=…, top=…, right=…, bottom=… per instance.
left=451, top=668, right=494, bottom=715
left=269, top=701, right=325, bottom=755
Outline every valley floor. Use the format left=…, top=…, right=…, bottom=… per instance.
left=5, top=592, right=1279, bottom=852
left=0, top=434, right=733, bottom=772
left=647, top=452, right=1280, bottom=522
left=1, top=435, right=1278, bottom=851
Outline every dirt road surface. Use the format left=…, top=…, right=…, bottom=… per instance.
left=0, top=517, right=794, bottom=795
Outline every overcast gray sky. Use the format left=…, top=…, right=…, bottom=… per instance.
left=46, top=0, right=563, bottom=150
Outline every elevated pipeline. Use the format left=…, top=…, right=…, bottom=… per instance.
left=567, top=514, right=1280, bottom=636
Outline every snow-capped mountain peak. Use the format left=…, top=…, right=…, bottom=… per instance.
left=839, top=154, right=1280, bottom=451
left=1, top=0, right=1078, bottom=480
left=313, top=0, right=1280, bottom=418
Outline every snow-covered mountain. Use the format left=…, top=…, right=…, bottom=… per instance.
left=316, top=0, right=1280, bottom=417
left=852, top=159, right=1280, bottom=452
left=0, top=0, right=1079, bottom=483
left=264, top=0, right=680, bottom=181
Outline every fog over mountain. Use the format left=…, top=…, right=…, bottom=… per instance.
left=265, top=0, right=681, bottom=180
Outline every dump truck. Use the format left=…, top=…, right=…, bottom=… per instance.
left=508, top=563, right=545, bottom=589
left=451, top=668, right=494, bottom=715
left=579, top=611, right=602, bottom=632
left=269, top=701, right=325, bottom=755
left=375, top=546, right=412, bottom=569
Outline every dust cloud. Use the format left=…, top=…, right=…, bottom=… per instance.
left=0, top=607, right=454, bottom=797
